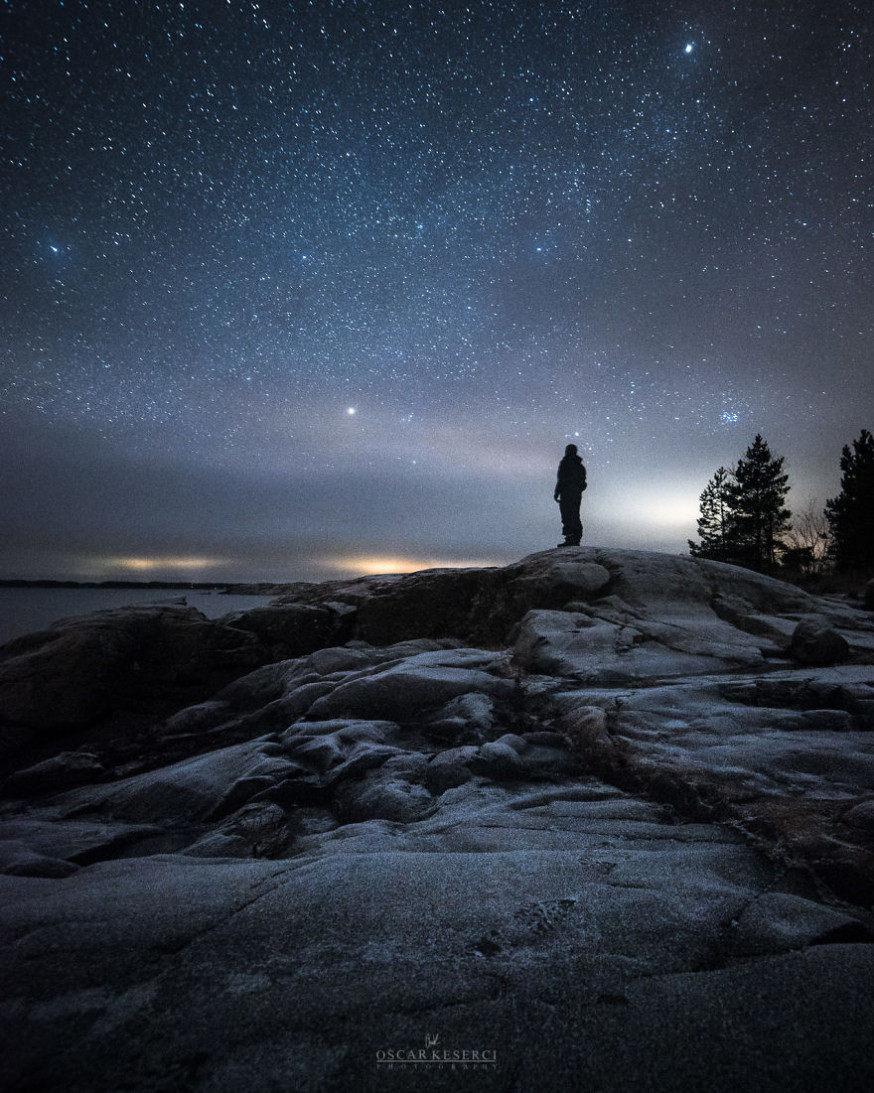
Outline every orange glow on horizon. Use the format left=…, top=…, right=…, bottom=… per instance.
left=322, top=554, right=504, bottom=577
left=99, top=556, right=226, bottom=572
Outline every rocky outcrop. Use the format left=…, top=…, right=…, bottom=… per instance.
left=0, top=602, right=350, bottom=755
left=1, top=548, right=874, bottom=1092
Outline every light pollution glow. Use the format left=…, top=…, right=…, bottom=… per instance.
left=321, top=555, right=506, bottom=576
left=93, top=554, right=506, bottom=581
left=98, top=556, right=228, bottom=574
left=87, top=487, right=704, bottom=584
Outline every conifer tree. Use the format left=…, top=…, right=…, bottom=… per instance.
left=690, top=437, right=792, bottom=572
left=725, top=434, right=791, bottom=572
left=688, top=467, right=731, bottom=560
left=825, top=428, right=874, bottom=572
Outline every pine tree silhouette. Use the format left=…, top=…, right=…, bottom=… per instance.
left=825, top=428, right=874, bottom=573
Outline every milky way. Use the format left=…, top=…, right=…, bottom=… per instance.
left=2, top=0, right=872, bottom=581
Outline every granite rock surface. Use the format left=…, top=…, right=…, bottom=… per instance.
left=1, top=548, right=874, bottom=1092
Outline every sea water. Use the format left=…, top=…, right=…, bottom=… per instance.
left=0, top=587, right=275, bottom=646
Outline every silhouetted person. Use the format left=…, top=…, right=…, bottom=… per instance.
left=554, top=443, right=587, bottom=546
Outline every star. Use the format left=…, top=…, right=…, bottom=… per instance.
left=0, top=0, right=871, bottom=582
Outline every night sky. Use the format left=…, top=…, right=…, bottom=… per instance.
left=2, top=0, right=872, bottom=583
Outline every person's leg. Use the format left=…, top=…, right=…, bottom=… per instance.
left=559, top=497, right=582, bottom=544
left=559, top=496, right=583, bottom=544
left=570, top=504, right=583, bottom=544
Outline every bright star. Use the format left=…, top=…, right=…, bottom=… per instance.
left=684, top=43, right=694, bottom=54
left=346, top=407, right=357, bottom=416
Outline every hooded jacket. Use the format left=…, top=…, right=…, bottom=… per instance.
left=555, top=453, right=587, bottom=499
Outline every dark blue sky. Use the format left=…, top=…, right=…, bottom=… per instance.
left=2, top=0, right=872, bottom=581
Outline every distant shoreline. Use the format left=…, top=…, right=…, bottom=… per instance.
left=0, top=579, right=286, bottom=594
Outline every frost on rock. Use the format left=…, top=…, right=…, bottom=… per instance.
left=1, top=548, right=874, bottom=1092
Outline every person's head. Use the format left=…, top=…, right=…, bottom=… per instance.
left=564, top=443, right=578, bottom=457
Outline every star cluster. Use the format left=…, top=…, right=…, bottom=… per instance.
left=2, top=0, right=872, bottom=579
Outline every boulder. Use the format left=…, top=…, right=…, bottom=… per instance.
left=546, top=560, right=612, bottom=596
left=788, top=619, right=851, bottom=666
left=424, top=745, right=479, bottom=793
left=470, top=736, right=526, bottom=779
left=424, top=691, right=496, bottom=743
